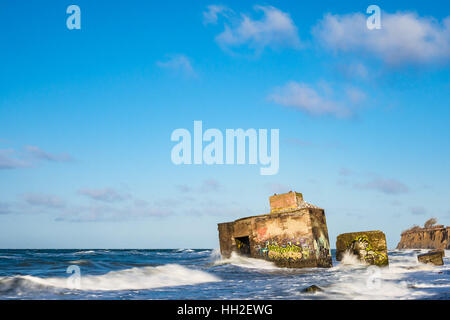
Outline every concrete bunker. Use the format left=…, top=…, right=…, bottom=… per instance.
left=336, top=231, right=389, bottom=266
left=218, top=191, right=332, bottom=268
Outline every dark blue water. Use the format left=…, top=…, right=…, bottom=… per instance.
left=0, top=249, right=448, bottom=299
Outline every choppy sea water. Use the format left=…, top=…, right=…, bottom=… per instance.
left=0, top=249, right=449, bottom=300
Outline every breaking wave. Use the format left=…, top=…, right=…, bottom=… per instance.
left=212, top=252, right=282, bottom=270
left=0, top=264, right=220, bottom=292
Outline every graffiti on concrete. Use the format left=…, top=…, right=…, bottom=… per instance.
left=257, top=238, right=314, bottom=261
left=349, top=235, right=387, bottom=266
left=312, top=227, right=331, bottom=261
left=315, top=236, right=331, bottom=261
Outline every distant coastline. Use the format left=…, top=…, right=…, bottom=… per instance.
left=397, top=219, right=449, bottom=249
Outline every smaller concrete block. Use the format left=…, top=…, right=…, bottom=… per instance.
left=336, top=231, right=389, bottom=266
left=417, top=249, right=445, bottom=266
left=269, top=191, right=303, bottom=213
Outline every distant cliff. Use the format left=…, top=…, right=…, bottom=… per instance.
left=397, top=225, right=450, bottom=249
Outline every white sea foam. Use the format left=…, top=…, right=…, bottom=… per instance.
left=0, top=264, right=220, bottom=291
left=175, top=249, right=195, bottom=253
left=319, top=250, right=445, bottom=299
left=213, top=252, right=282, bottom=270
left=74, top=250, right=96, bottom=255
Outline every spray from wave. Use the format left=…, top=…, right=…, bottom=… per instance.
left=339, top=251, right=367, bottom=266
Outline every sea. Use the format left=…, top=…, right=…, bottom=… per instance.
left=0, top=249, right=449, bottom=300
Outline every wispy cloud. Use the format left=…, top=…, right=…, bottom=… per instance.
left=176, top=179, right=223, bottom=193
left=0, top=202, right=12, bottom=215
left=334, top=62, right=369, bottom=80
left=1, top=145, right=73, bottom=170
left=345, top=87, right=366, bottom=104
left=0, top=149, right=29, bottom=169
left=410, top=206, right=427, bottom=215
left=268, top=81, right=357, bottom=118
left=313, top=11, right=450, bottom=66
left=176, top=184, right=192, bottom=193
left=23, top=193, right=66, bottom=209
left=207, top=5, right=301, bottom=54
left=358, top=177, right=409, bottom=195
left=157, top=54, right=197, bottom=78
left=15, top=190, right=173, bottom=222
left=339, top=168, right=354, bottom=177
left=200, top=179, right=222, bottom=192
left=25, top=145, right=73, bottom=162
left=8, top=182, right=243, bottom=221
left=78, top=188, right=129, bottom=203
left=56, top=203, right=173, bottom=222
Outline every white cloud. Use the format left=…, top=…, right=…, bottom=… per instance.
left=211, top=5, right=301, bottom=54
left=156, top=54, right=197, bottom=77
left=268, top=81, right=353, bottom=118
left=203, top=5, right=231, bottom=25
left=313, top=12, right=450, bottom=65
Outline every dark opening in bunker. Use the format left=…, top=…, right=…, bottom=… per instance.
left=235, top=236, right=251, bottom=256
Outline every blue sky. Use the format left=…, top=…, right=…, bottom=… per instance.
left=0, top=0, right=449, bottom=249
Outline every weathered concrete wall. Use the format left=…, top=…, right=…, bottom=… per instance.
left=218, top=192, right=332, bottom=268
left=217, top=222, right=234, bottom=257
left=336, top=231, right=389, bottom=266
left=310, top=208, right=333, bottom=267
left=417, top=249, right=445, bottom=266
left=396, top=226, right=449, bottom=250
